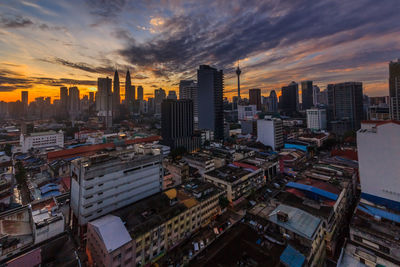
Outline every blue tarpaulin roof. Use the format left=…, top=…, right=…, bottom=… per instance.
left=286, top=182, right=338, bottom=201
left=280, top=245, right=305, bottom=267
left=41, top=191, right=61, bottom=198
left=358, top=203, right=400, bottom=224
left=40, top=183, right=58, bottom=190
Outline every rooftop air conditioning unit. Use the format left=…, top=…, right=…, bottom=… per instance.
left=277, top=211, right=289, bottom=222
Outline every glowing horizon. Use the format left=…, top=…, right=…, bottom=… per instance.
left=1, top=1, right=399, bottom=104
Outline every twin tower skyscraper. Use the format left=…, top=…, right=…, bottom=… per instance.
left=96, top=70, right=143, bottom=127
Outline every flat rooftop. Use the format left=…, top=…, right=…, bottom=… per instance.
left=205, top=165, right=254, bottom=183
left=111, top=180, right=221, bottom=238
left=268, top=204, right=322, bottom=241
left=191, top=223, right=284, bottom=267
left=28, top=131, right=58, bottom=137
left=351, top=199, right=400, bottom=244
left=72, top=150, right=161, bottom=178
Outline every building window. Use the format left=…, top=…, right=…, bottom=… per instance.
left=113, top=254, right=121, bottom=262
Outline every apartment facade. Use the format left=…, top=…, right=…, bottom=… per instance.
left=86, top=181, right=223, bottom=267
left=20, top=130, right=64, bottom=153
left=70, top=150, right=163, bottom=244
left=257, top=117, right=283, bottom=150
left=203, top=165, right=264, bottom=202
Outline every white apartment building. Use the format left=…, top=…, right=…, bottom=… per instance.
left=70, top=150, right=163, bottom=230
left=238, top=104, right=258, bottom=120
left=20, top=130, right=64, bottom=153
left=357, top=121, right=400, bottom=205
left=257, top=117, right=283, bottom=150
left=307, top=108, right=327, bottom=131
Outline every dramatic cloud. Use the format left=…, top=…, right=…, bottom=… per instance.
left=119, top=0, right=400, bottom=82
left=0, top=14, right=33, bottom=28
left=39, top=57, right=116, bottom=76
left=1, top=0, right=400, bottom=101
left=0, top=68, right=96, bottom=92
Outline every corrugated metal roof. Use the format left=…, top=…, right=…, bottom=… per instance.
left=268, top=204, right=321, bottom=240
left=358, top=203, right=400, bottom=224
left=286, top=182, right=338, bottom=201
left=280, top=245, right=305, bottom=267
left=90, top=215, right=132, bottom=253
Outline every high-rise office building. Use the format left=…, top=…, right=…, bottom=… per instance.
left=154, top=88, right=166, bottom=114
left=312, top=85, right=320, bottom=106
left=21, top=91, right=28, bottom=106
left=161, top=99, right=200, bottom=152
left=21, top=91, right=28, bottom=116
left=389, top=59, right=400, bottom=120
left=60, top=86, right=68, bottom=112
left=249, top=88, right=262, bottom=111
left=125, top=70, right=135, bottom=111
left=113, top=70, right=120, bottom=117
left=96, top=77, right=113, bottom=127
left=301, top=81, right=313, bottom=110
left=236, top=64, right=242, bottom=99
left=167, top=90, right=177, bottom=100
left=327, top=82, right=363, bottom=132
left=179, top=80, right=198, bottom=128
left=197, top=65, right=224, bottom=140
left=137, top=85, right=143, bottom=100
left=280, top=82, right=299, bottom=116
left=89, top=92, right=94, bottom=104
left=69, top=86, right=80, bottom=119
left=268, top=90, right=278, bottom=113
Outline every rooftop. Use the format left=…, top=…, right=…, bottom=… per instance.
left=111, top=180, right=221, bottom=238
left=205, top=165, right=255, bottom=183
left=90, top=215, right=132, bottom=253
left=351, top=198, right=400, bottom=243
left=72, top=149, right=161, bottom=178
left=268, top=204, right=322, bottom=240
left=28, top=130, right=59, bottom=137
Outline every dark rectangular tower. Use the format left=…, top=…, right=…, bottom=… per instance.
left=161, top=99, right=199, bottom=152
left=197, top=65, right=224, bottom=140
left=301, top=80, right=313, bottom=110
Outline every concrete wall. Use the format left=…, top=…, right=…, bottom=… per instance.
left=357, top=122, right=400, bottom=204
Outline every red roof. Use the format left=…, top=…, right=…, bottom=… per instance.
left=361, top=120, right=400, bottom=126
left=296, top=179, right=341, bottom=195
left=331, top=148, right=358, bottom=161
left=47, top=136, right=160, bottom=160
left=232, top=161, right=259, bottom=171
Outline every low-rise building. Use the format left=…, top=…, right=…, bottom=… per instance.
left=203, top=165, right=264, bottom=203
left=183, top=153, right=215, bottom=176
left=163, top=159, right=189, bottom=187
left=269, top=204, right=326, bottom=266
left=278, top=149, right=307, bottom=176
left=345, top=197, right=400, bottom=266
left=0, top=197, right=65, bottom=262
left=86, top=180, right=224, bottom=267
left=20, top=130, right=64, bottom=153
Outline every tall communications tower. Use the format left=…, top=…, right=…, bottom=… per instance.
left=236, top=64, right=242, bottom=100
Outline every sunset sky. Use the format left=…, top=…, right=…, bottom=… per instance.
left=1, top=0, right=400, bottom=103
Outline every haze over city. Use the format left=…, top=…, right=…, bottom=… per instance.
left=1, top=0, right=400, bottom=102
